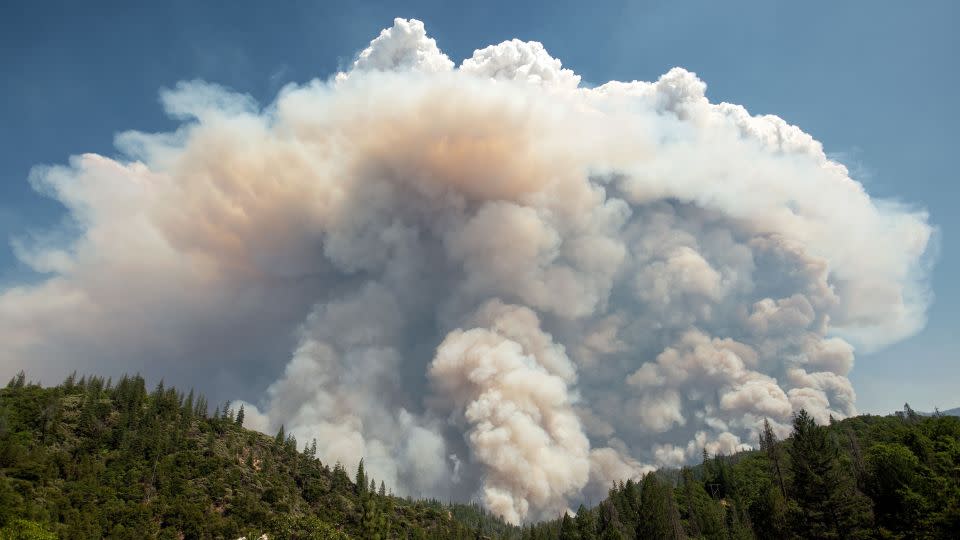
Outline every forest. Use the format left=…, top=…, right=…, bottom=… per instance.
left=1, top=371, right=958, bottom=539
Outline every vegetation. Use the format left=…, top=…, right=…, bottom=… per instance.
left=525, top=405, right=960, bottom=540
left=0, top=372, right=514, bottom=539
left=1, top=371, right=958, bottom=539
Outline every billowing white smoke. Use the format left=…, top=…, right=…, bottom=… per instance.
left=429, top=301, right=589, bottom=523
left=0, top=17, right=934, bottom=522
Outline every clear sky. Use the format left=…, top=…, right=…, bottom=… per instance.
left=1, top=0, right=957, bottom=414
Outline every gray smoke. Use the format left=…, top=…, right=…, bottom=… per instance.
left=0, top=17, right=935, bottom=523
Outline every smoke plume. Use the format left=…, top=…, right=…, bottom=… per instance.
left=0, top=18, right=934, bottom=522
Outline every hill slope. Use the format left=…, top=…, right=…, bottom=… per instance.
left=0, top=372, right=517, bottom=539
left=2, top=372, right=959, bottom=539
left=523, top=407, right=960, bottom=539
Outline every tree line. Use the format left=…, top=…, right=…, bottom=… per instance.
left=1, top=370, right=958, bottom=539
left=524, top=405, right=959, bottom=539
left=0, top=371, right=513, bottom=539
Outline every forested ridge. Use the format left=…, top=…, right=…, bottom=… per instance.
left=0, top=372, right=514, bottom=539
left=525, top=407, right=960, bottom=540
left=1, top=372, right=958, bottom=539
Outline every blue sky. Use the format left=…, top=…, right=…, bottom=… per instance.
left=1, top=0, right=957, bottom=413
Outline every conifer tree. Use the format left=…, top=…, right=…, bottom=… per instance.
left=596, top=498, right=623, bottom=539
left=558, top=512, right=578, bottom=540
left=356, top=459, right=367, bottom=496
left=285, top=433, right=297, bottom=453
left=194, top=395, right=208, bottom=418
left=788, top=409, right=872, bottom=538
left=63, top=371, right=77, bottom=391
left=7, top=370, right=25, bottom=389
left=361, top=494, right=382, bottom=540
left=183, top=389, right=195, bottom=421
left=637, top=473, right=683, bottom=540
left=332, top=461, right=348, bottom=490
left=575, top=504, right=596, bottom=540
left=759, top=418, right=787, bottom=498
left=235, top=404, right=244, bottom=426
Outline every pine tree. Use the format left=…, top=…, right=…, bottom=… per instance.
left=361, top=494, right=381, bottom=540
left=285, top=433, right=297, bottom=453
left=378, top=480, right=386, bottom=497
left=63, top=371, right=77, bottom=391
left=759, top=418, right=787, bottom=498
left=597, top=499, right=624, bottom=540
left=274, top=425, right=285, bottom=446
left=575, top=504, right=596, bottom=540
left=788, top=409, right=872, bottom=538
left=680, top=467, right=726, bottom=538
left=637, top=473, right=683, bottom=540
left=235, top=404, right=245, bottom=426
left=7, top=370, right=25, bottom=389
left=559, top=511, right=579, bottom=540
left=356, top=459, right=367, bottom=496
left=194, top=395, right=208, bottom=418
left=620, top=478, right=640, bottom=532
left=182, top=389, right=195, bottom=422
left=332, top=461, right=349, bottom=490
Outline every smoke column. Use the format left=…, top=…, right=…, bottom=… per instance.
left=0, top=18, right=935, bottom=523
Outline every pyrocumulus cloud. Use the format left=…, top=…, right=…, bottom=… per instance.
left=0, top=17, right=935, bottom=522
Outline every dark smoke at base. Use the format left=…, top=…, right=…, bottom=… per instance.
left=0, top=18, right=935, bottom=523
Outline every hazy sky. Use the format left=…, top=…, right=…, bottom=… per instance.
left=1, top=0, right=957, bottom=414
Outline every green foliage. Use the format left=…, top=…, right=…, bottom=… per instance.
left=235, top=404, right=245, bottom=427
left=557, top=512, right=577, bottom=540
left=355, top=459, right=366, bottom=497
left=525, top=408, right=960, bottom=540
left=3, top=373, right=958, bottom=540
left=787, top=409, right=872, bottom=538
left=637, top=473, right=682, bottom=539
left=574, top=504, right=596, bottom=540
left=0, top=519, right=57, bottom=540
left=0, top=374, right=518, bottom=539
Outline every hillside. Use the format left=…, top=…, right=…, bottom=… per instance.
left=0, top=372, right=517, bottom=539
left=523, top=406, right=960, bottom=539
left=2, top=372, right=959, bottom=539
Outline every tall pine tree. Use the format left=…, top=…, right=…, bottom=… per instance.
left=355, top=459, right=367, bottom=496
left=788, top=409, right=872, bottom=538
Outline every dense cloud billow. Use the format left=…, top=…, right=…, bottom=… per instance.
left=0, top=18, right=935, bottom=523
